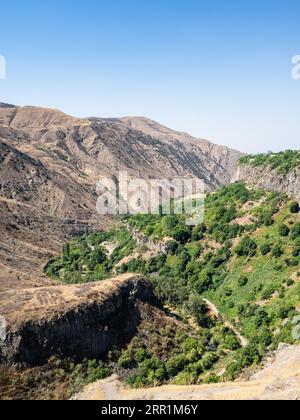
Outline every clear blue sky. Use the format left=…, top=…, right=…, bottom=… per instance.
left=0, top=0, right=299, bottom=153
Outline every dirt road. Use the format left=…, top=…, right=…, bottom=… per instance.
left=203, top=298, right=248, bottom=348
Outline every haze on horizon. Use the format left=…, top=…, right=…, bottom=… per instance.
left=0, top=0, right=299, bottom=154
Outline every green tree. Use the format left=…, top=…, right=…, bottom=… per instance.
left=279, top=224, right=290, bottom=237
left=260, top=243, right=271, bottom=256
left=290, top=201, right=300, bottom=214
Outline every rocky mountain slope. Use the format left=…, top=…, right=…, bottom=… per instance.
left=0, top=102, right=241, bottom=290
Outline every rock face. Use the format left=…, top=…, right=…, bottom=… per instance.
left=0, top=103, right=241, bottom=290
left=234, top=164, right=300, bottom=202
left=0, top=274, right=157, bottom=366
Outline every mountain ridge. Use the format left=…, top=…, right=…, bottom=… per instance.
left=0, top=103, right=241, bottom=289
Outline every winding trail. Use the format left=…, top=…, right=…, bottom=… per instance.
left=203, top=298, right=248, bottom=348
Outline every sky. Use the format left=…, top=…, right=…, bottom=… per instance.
left=0, top=0, right=299, bottom=153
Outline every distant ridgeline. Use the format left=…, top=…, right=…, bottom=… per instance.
left=239, top=150, right=300, bottom=175
left=45, top=182, right=300, bottom=388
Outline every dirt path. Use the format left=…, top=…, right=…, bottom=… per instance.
left=203, top=298, right=248, bottom=348
left=72, top=344, right=300, bottom=401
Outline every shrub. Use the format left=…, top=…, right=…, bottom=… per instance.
left=117, top=351, right=135, bottom=369
left=272, top=244, right=283, bottom=258
left=166, top=355, right=187, bottom=377
left=235, top=236, right=257, bottom=257
left=238, top=276, right=248, bottom=287
left=286, top=279, right=294, bottom=287
left=260, top=243, right=271, bottom=255
left=290, top=201, right=300, bottom=214
left=186, top=294, right=211, bottom=327
left=201, top=352, right=219, bottom=370
left=191, top=224, right=207, bottom=241
left=167, top=240, right=179, bottom=255
left=279, top=224, right=290, bottom=237
left=292, top=245, right=300, bottom=257
left=291, top=223, right=300, bottom=240
left=172, top=226, right=192, bottom=244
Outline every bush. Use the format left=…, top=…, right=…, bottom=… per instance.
left=201, top=352, right=219, bottom=370
left=186, top=294, right=211, bottom=328
left=117, top=351, right=135, bottom=369
left=238, top=276, right=248, bottom=287
left=235, top=236, right=257, bottom=257
left=260, top=243, right=271, bottom=255
left=191, top=224, right=207, bottom=241
left=172, top=226, right=191, bottom=244
left=290, top=201, right=300, bottom=214
left=291, top=223, right=300, bottom=240
left=167, top=240, right=179, bottom=255
left=286, top=279, right=294, bottom=287
left=272, top=244, right=283, bottom=258
left=166, top=355, right=187, bottom=377
left=279, top=224, right=290, bottom=237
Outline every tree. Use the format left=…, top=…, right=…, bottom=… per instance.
left=191, top=223, right=207, bottom=241
left=235, top=236, right=257, bottom=257
left=162, top=215, right=177, bottom=232
left=260, top=243, right=271, bottom=256
left=63, top=243, right=70, bottom=260
left=167, top=240, right=179, bottom=255
left=172, top=226, right=191, bottom=244
left=88, top=247, right=106, bottom=270
left=291, top=223, right=300, bottom=240
left=290, top=201, right=300, bottom=214
left=272, top=244, right=283, bottom=258
left=238, top=276, right=248, bottom=287
left=201, top=352, right=219, bottom=370
left=186, top=294, right=211, bottom=328
left=279, top=224, right=290, bottom=237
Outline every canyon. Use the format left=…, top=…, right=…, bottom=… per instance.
left=1, top=102, right=300, bottom=400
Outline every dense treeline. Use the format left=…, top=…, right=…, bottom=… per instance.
left=240, top=150, right=300, bottom=175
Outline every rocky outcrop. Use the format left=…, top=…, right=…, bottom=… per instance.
left=130, top=226, right=170, bottom=255
left=234, top=164, right=300, bottom=202
left=0, top=274, right=158, bottom=366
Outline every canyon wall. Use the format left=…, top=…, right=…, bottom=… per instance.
left=0, top=274, right=158, bottom=366
left=234, top=164, right=300, bottom=202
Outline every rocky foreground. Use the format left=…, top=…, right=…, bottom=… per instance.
left=73, top=344, right=300, bottom=401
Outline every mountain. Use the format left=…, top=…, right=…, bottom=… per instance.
left=0, top=103, right=241, bottom=185
left=0, top=103, right=241, bottom=290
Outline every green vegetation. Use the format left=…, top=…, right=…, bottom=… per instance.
left=239, top=150, right=300, bottom=175
left=46, top=182, right=300, bottom=387
left=113, top=321, right=240, bottom=387
left=45, top=228, right=136, bottom=283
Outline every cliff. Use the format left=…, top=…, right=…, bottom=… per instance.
left=0, top=274, right=158, bottom=366
left=234, top=164, right=300, bottom=202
